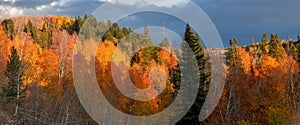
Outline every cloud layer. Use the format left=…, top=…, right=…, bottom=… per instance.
left=0, top=0, right=191, bottom=18
left=98, top=0, right=190, bottom=7
left=0, top=5, right=24, bottom=17
left=0, top=0, right=102, bottom=18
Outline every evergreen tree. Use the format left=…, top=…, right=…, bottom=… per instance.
left=296, top=35, right=300, bottom=80
left=159, top=36, right=170, bottom=48
left=295, top=35, right=300, bottom=50
left=102, top=23, right=125, bottom=42
left=2, top=46, right=25, bottom=116
left=102, top=30, right=114, bottom=42
left=194, top=33, right=209, bottom=90
left=176, top=24, right=209, bottom=125
left=72, top=16, right=88, bottom=34
left=138, top=26, right=157, bottom=68
left=24, top=21, right=52, bottom=48
left=83, top=14, right=88, bottom=21
left=268, top=33, right=284, bottom=58
left=80, top=19, right=96, bottom=41
left=40, top=24, right=52, bottom=49
left=25, top=21, right=38, bottom=43
left=261, top=33, right=269, bottom=55
left=176, top=36, right=198, bottom=125
left=1, top=19, right=14, bottom=40
left=122, top=27, right=130, bottom=36
left=159, top=26, right=171, bottom=48
left=88, top=15, right=98, bottom=27
left=183, top=24, right=195, bottom=48
left=144, top=25, right=150, bottom=37
left=111, top=23, right=124, bottom=40
left=227, top=37, right=243, bottom=67
left=73, top=16, right=82, bottom=34
left=287, top=40, right=296, bottom=57
left=107, top=20, right=112, bottom=27
left=142, top=25, right=153, bottom=47
left=297, top=35, right=300, bottom=58
left=2, top=46, right=22, bottom=97
left=233, top=37, right=238, bottom=46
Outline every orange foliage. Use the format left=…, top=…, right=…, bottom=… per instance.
left=96, top=40, right=115, bottom=65
left=38, top=49, right=59, bottom=86
left=261, top=56, right=280, bottom=74
left=50, top=16, right=74, bottom=29
left=238, top=47, right=252, bottom=73
left=0, top=26, right=10, bottom=84
left=94, top=41, right=178, bottom=116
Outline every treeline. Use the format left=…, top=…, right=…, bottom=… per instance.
left=0, top=15, right=134, bottom=49
left=0, top=16, right=96, bottom=124
left=206, top=34, right=300, bottom=124
left=0, top=15, right=299, bottom=124
left=0, top=15, right=191, bottom=124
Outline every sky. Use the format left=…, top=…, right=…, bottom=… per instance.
left=0, top=0, right=299, bottom=47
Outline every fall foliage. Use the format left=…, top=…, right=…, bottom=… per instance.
left=0, top=15, right=299, bottom=125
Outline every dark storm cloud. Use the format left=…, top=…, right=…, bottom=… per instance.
left=194, top=0, right=300, bottom=46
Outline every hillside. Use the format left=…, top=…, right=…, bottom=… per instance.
left=0, top=15, right=299, bottom=124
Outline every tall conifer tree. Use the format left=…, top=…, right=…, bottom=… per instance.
left=268, top=33, right=284, bottom=58
left=261, top=33, right=269, bottom=55
left=2, top=46, right=25, bottom=116
left=176, top=24, right=209, bottom=125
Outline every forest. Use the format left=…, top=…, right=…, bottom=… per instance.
left=0, top=15, right=299, bottom=124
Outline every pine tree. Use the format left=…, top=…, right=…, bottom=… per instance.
left=83, top=14, right=88, bottom=21
left=159, top=25, right=171, bottom=48
left=2, top=46, right=25, bottom=116
left=233, top=37, right=238, bottom=46
left=176, top=24, right=209, bottom=125
left=183, top=24, right=195, bottom=48
left=297, top=35, right=300, bottom=59
left=227, top=37, right=243, bottom=67
left=26, top=21, right=39, bottom=44
left=111, top=23, right=124, bottom=41
left=143, top=25, right=153, bottom=47
left=102, top=29, right=114, bottom=42
left=1, top=19, right=14, bottom=40
left=73, top=16, right=81, bottom=34
left=122, top=27, right=130, bottom=36
left=287, top=40, right=296, bottom=57
left=261, top=33, right=269, bottom=55
left=72, top=16, right=88, bottom=34
left=194, top=33, right=209, bottom=83
left=144, top=25, right=150, bottom=37
left=176, top=36, right=198, bottom=125
left=159, top=37, right=170, bottom=48
left=40, top=24, right=52, bottom=49
left=268, top=33, right=284, bottom=58
left=296, top=35, right=300, bottom=80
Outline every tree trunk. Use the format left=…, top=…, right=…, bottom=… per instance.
left=35, top=78, right=39, bottom=119
left=225, top=86, right=232, bottom=122
left=14, top=80, right=20, bottom=116
left=64, top=106, right=69, bottom=125
left=289, top=62, right=296, bottom=110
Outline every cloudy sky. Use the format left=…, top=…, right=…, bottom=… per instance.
left=0, top=0, right=299, bottom=47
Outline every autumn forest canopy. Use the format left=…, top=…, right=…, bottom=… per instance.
left=0, top=15, right=299, bottom=124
